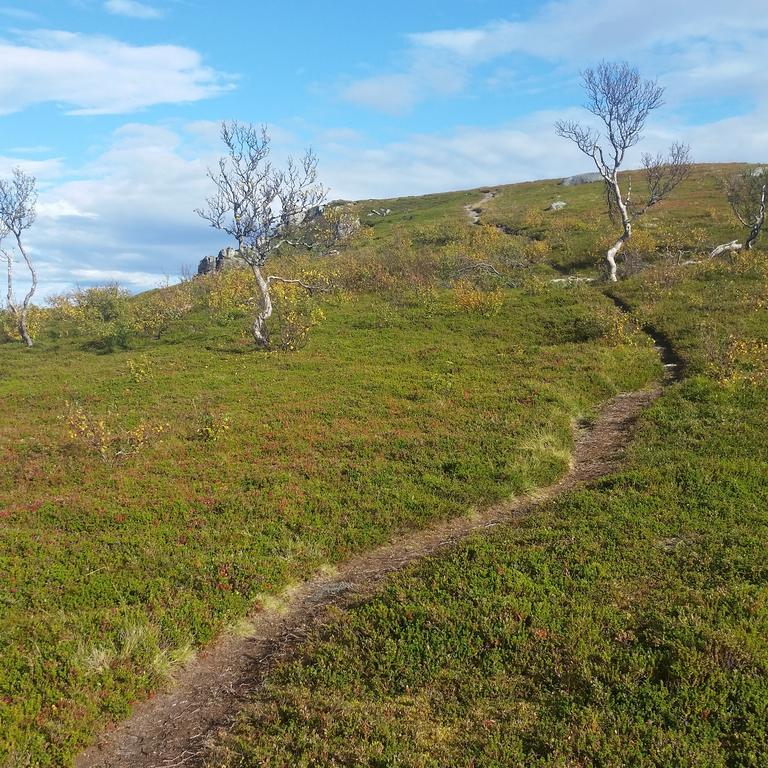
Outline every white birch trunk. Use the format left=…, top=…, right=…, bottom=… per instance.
left=15, top=236, right=36, bottom=347
left=606, top=236, right=626, bottom=282
left=745, top=184, right=766, bottom=251
left=605, top=175, right=632, bottom=282
left=709, top=240, right=743, bottom=259
left=251, top=264, right=273, bottom=348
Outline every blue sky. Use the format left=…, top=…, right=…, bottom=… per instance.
left=1, top=0, right=767, bottom=295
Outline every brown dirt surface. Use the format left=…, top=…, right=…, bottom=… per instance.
left=75, top=385, right=662, bottom=768
left=464, top=189, right=497, bottom=224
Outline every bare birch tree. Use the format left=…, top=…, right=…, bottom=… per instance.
left=556, top=62, right=691, bottom=281
left=196, top=121, right=327, bottom=347
left=0, top=168, right=38, bottom=346
left=710, top=168, right=767, bottom=258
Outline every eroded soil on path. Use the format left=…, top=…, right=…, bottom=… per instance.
left=77, top=385, right=662, bottom=768
left=464, top=189, right=497, bottom=224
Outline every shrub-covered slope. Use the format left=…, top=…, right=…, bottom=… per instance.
left=206, top=182, right=768, bottom=767
left=0, top=247, right=656, bottom=763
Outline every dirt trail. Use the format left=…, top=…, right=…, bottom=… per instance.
left=464, top=189, right=497, bottom=224
left=76, top=386, right=661, bottom=768
left=76, top=195, right=676, bottom=768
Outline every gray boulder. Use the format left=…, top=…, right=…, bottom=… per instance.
left=561, top=172, right=602, bottom=186
left=216, top=247, right=245, bottom=271
left=197, top=254, right=215, bottom=276
left=197, top=248, right=248, bottom=276
left=751, top=167, right=766, bottom=176
left=547, top=200, right=568, bottom=211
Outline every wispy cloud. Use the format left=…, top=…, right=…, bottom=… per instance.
left=8, top=95, right=768, bottom=299
left=0, top=6, right=40, bottom=22
left=0, top=30, right=233, bottom=115
left=341, top=0, right=768, bottom=114
left=341, top=60, right=465, bottom=114
left=103, top=0, right=163, bottom=20
left=410, top=0, right=768, bottom=62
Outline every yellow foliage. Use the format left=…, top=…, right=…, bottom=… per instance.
left=132, top=281, right=193, bottom=338
left=47, top=284, right=133, bottom=347
left=452, top=279, right=504, bottom=317
left=204, top=268, right=254, bottom=319
left=0, top=305, right=44, bottom=342
left=709, top=335, right=768, bottom=385
left=190, top=407, right=232, bottom=442
left=271, top=279, right=326, bottom=351
left=522, top=208, right=545, bottom=229
left=126, top=354, right=154, bottom=383
left=624, top=227, right=658, bottom=257
left=65, top=401, right=168, bottom=464
left=596, top=306, right=642, bottom=347
left=526, top=239, right=552, bottom=261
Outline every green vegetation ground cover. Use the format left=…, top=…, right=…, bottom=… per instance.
left=0, top=276, right=656, bottom=764
left=481, top=164, right=756, bottom=275
left=2, top=164, right=765, bottom=766
left=205, top=239, right=768, bottom=765
left=349, top=189, right=482, bottom=243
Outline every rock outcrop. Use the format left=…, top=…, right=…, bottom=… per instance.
left=216, top=247, right=244, bottom=271
left=547, top=200, right=568, bottom=211
left=197, top=254, right=215, bottom=275
left=196, top=247, right=247, bottom=276
left=561, top=173, right=602, bottom=186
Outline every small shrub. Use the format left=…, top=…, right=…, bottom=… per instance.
left=452, top=279, right=504, bottom=317
left=65, top=401, right=168, bottom=464
left=522, top=207, right=546, bottom=229
left=525, top=239, right=552, bottom=262
left=125, top=354, right=154, bottom=383
left=132, top=280, right=194, bottom=338
left=48, top=283, right=133, bottom=349
left=204, top=268, right=254, bottom=320
left=412, top=221, right=465, bottom=246
left=270, top=280, right=326, bottom=351
left=705, top=334, right=768, bottom=385
left=190, top=409, right=232, bottom=442
left=0, top=305, right=44, bottom=343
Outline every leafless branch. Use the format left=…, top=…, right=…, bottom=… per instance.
left=583, top=61, right=663, bottom=167
left=719, top=169, right=767, bottom=250
left=266, top=275, right=331, bottom=294
left=554, top=61, right=689, bottom=281
left=0, top=168, right=38, bottom=346
left=196, top=121, right=330, bottom=347
left=639, top=142, right=692, bottom=212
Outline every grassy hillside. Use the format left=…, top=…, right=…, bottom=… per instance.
left=1, top=164, right=766, bottom=766
left=0, top=237, right=658, bottom=762
left=206, top=243, right=768, bottom=766
left=480, top=163, right=754, bottom=274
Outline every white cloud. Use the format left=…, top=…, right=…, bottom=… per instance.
left=6, top=97, right=767, bottom=301
left=9, top=124, right=224, bottom=298
left=36, top=200, right=97, bottom=220
left=104, top=0, right=162, bottom=20
left=321, top=113, right=586, bottom=200
left=0, top=30, right=233, bottom=115
left=342, top=74, right=421, bottom=114
left=343, top=0, right=768, bottom=113
left=0, top=155, right=64, bottom=180
left=410, top=0, right=768, bottom=62
left=0, top=6, right=39, bottom=21
left=322, top=106, right=768, bottom=201
left=341, top=60, right=465, bottom=114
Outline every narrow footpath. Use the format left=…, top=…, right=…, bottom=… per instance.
left=77, top=193, right=679, bottom=768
